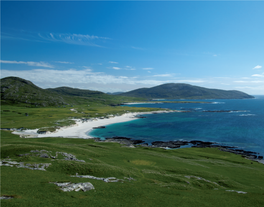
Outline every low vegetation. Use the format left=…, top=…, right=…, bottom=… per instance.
left=0, top=104, right=159, bottom=132
left=1, top=130, right=264, bottom=206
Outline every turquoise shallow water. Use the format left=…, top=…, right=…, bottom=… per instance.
left=89, top=96, right=264, bottom=156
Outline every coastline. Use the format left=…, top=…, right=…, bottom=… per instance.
left=9, top=108, right=264, bottom=164
left=12, top=110, right=178, bottom=139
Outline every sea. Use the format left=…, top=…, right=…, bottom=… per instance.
left=88, top=96, right=264, bottom=156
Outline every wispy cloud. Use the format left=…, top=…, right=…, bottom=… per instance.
left=0, top=60, right=54, bottom=68
left=131, top=46, right=144, bottom=50
left=82, top=66, right=92, bottom=71
left=2, top=68, right=263, bottom=94
left=253, top=65, right=262, bottom=69
left=125, top=66, right=136, bottom=70
left=112, top=67, right=121, bottom=70
left=203, top=52, right=218, bottom=57
left=177, top=79, right=204, bottom=83
left=252, top=73, right=264, bottom=77
left=109, top=61, right=118, bottom=64
left=38, top=33, right=110, bottom=47
left=142, top=68, right=154, bottom=70
left=55, top=61, right=74, bottom=64
left=1, top=31, right=45, bottom=43
left=234, top=80, right=264, bottom=83
left=0, top=69, right=162, bottom=89
left=153, top=74, right=173, bottom=77
left=2, top=30, right=110, bottom=47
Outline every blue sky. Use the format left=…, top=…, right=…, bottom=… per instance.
left=1, top=1, right=264, bottom=94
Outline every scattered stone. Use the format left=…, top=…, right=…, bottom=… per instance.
left=26, top=150, right=85, bottom=162
left=0, top=159, right=51, bottom=171
left=96, top=136, right=144, bottom=146
left=52, top=182, right=95, bottom=192
left=226, top=190, right=247, bottom=194
left=37, top=130, right=47, bottom=134
left=39, top=153, right=50, bottom=158
left=152, top=140, right=189, bottom=148
left=30, top=150, right=40, bottom=153
left=71, top=173, right=122, bottom=183
left=185, top=175, right=220, bottom=187
left=124, top=177, right=136, bottom=181
left=0, top=196, right=14, bottom=200
left=57, top=152, right=85, bottom=162
left=18, top=153, right=30, bottom=157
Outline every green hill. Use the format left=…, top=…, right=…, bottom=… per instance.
left=119, top=83, right=254, bottom=99
left=1, top=77, right=67, bottom=107
left=0, top=76, right=143, bottom=107
left=47, top=87, right=104, bottom=97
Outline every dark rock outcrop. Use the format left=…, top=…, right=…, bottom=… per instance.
left=93, top=136, right=262, bottom=162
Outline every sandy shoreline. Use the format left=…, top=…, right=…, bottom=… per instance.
left=13, top=110, right=177, bottom=139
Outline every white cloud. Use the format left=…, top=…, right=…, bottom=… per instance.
left=50, top=33, right=55, bottom=39
left=0, top=60, right=54, bottom=68
left=177, top=79, right=204, bottom=83
left=234, top=79, right=264, bottom=84
left=109, top=61, right=118, bottom=64
left=153, top=74, right=173, bottom=77
left=252, top=73, right=264, bottom=77
left=143, top=68, right=154, bottom=70
left=253, top=65, right=262, bottom=69
left=55, top=61, right=74, bottom=64
left=125, top=66, right=136, bottom=70
left=2, top=30, right=110, bottom=47
left=112, top=67, right=121, bottom=70
left=2, top=68, right=263, bottom=94
left=82, top=66, right=92, bottom=71
left=0, top=69, right=160, bottom=89
left=38, top=33, right=110, bottom=47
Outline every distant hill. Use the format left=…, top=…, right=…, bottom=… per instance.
left=118, top=83, right=254, bottom=99
left=47, top=87, right=104, bottom=97
left=107, top=92, right=123, bottom=95
left=0, top=77, right=143, bottom=107
left=1, top=77, right=67, bottom=107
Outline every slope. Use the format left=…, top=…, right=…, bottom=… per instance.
left=119, top=83, right=254, bottom=99
left=1, top=77, right=67, bottom=107
left=0, top=76, right=144, bottom=107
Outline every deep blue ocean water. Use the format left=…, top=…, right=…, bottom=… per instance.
left=89, top=96, right=264, bottom=156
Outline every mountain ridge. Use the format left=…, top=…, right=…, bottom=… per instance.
left=0, top=76, right=141, bottom=107
left=118, top=83, right=254, bottom=99
left=1, top=77, right=254, bottom=108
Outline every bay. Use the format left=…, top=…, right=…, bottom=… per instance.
left=89, top=96, right=264, bottom=156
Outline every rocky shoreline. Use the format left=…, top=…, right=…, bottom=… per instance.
left=93, top=137, right=263, bottom=162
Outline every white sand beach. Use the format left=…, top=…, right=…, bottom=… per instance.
left=13, top=110, right=177, bottom=139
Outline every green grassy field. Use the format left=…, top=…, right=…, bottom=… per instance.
left=0, top=104, right=160, bottom=132
left=1, top=129, right=264, bottom=207
left=1, top=103, right=264, bottom=206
